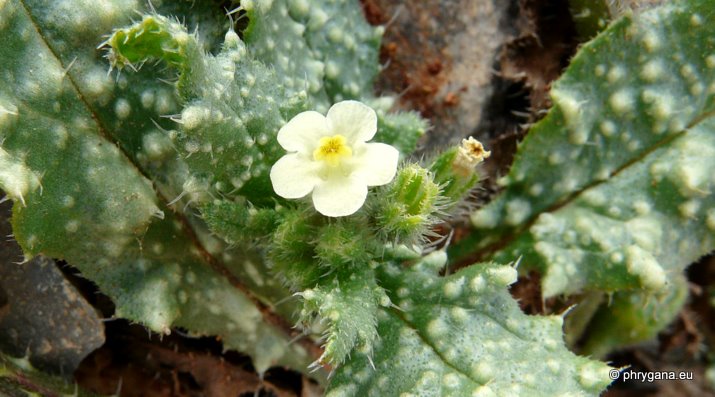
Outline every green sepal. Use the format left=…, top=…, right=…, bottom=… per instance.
left=371, top=164, right=443, bottom=244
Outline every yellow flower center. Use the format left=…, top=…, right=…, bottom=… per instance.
left=313, top=134, right=352, bottom=167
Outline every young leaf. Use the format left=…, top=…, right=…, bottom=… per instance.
left=301, top=267, right=388, bottom=366
left=327, top=262, right=613, bottom=396
left=461, top=0, right=715, bottom=297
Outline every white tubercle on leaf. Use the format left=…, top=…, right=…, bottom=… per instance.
left=270, top=100, right=399, bottom=217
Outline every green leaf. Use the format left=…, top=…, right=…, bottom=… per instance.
left=581, top=274, right=689, bottom=358
left=1, top=0, right=161, bottom=271
left=242, top=0, right=383, bottom=107
left=100, top=7, right=306, bottom=317
left=106, top=14, right=300, bottom=206
left=327, top=262, right=613, bottom=396
left=2, top=0, right=312, bottom=375
left=299, top=0, right=383, bottom=103
left=18, top=0, right=191, bottom=197
left=301, top=267, right=388, bottom=366
left=460, top=0, right=715, bottom=297
left=101, top=211, right=312, bottom=373
left=241, top=0, right=329, bottom=107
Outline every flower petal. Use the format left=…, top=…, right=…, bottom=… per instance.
left=326, top=100, right=377, bottom=144
left=270, top=153, right=321, bottom=199
left=351, top=142, right=399, bottom=186
left=312, top=175, right=368, bottom=217
left=277, top=111, right=330, bottom=154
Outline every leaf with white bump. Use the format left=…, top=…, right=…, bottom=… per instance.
left=241, top=0, right=330, bottom=106
left=98, top=210, right=313, bottom=373
left=299, top=0, right=383, bottom=103
left=1, top=0, right=161, bottom=268
left=327, top=262, right=613, bottom=396
left=242, top=0, right=382, bottom=106
left=2, top=0, right=314, bottom=376
left=458, top=0, right=715, bottom=297
left=301, top=268, right=387, bottom=366
left=106, top=14, right=304, bottom=206
left=20, top=0, right=230, bottom=201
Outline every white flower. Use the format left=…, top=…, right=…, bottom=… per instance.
left=270, top=100, right=399, bottom=217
